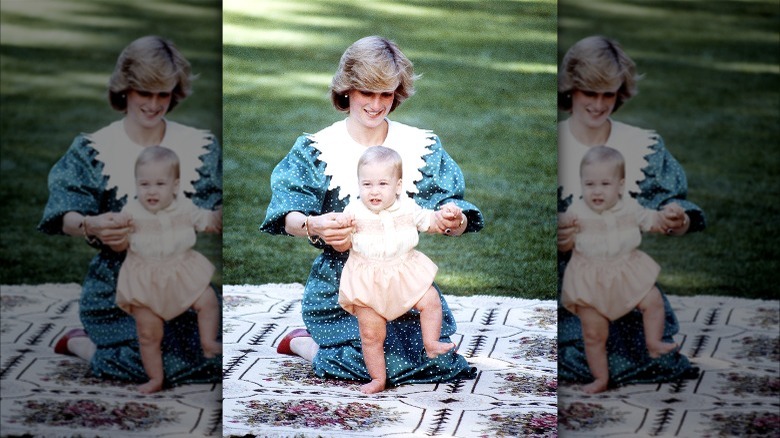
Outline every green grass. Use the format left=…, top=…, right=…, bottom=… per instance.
left=559, top=0, right=780, bottom=299
left=0, top=0, right=223, bottom=286
left=222, top=0, right=559, bottom=298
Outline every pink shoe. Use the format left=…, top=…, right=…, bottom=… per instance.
left=277, top=328, right=311, bottom=355
left=54, top=328, right=88, bottom=356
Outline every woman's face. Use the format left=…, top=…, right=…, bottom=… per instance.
left=126, top=88, right=173, bottom=130
left=357, top=161, right=402, bottom=213
left=135, top=160, right=179, bottom=213
left=347, top=89, right=395, bottom=130
left=570, top=89, right=618, bottom=130
left=580, top=161, right=624, bottom=213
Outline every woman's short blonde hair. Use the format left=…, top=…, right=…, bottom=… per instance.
left=558, top=36, right=640, bottom=113
left=330, top=36, right=419, bottom=113
left=108, top=36, right=194, bottom=113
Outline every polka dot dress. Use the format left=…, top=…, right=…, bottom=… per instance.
left=557, top=120, right=706, bottom=386
left=261, top=120, right=484, bottom=386
left=38, top=123, right=222, bottom=386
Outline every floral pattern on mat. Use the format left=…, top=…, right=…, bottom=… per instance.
left=223, top=284, right=557, bottom=437
left=232, top=399, right=400, bottom=431
left=7, top=399, right=180, bottom=431
left=479, top=411, right=558, bottom=438
left=558, top=295, right=780, bottom=437
left=0, top=283, right=222, bottom=437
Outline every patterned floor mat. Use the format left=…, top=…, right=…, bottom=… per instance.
left=0, top=283, right=221, bottom=437
left=222, top=283, right=558, bottom=438
left=558, top=295, right=780, bottom=437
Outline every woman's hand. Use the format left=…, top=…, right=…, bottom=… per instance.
left=85, top=212, right=133, bottom=249
left=431, top=203, right=466, bottom=236
left=557, top=212, right=578, bottom=252
left=660, top=203, right=689, bottom=236
left=308, top=212, right=354, bottom=251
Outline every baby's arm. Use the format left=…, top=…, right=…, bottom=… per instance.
left=107, top=211, right=133, bottom=252
left=330, top=212, right=354, bottom=252
left=194, top=207, right=222, bottom=234
left=428, top=202, right=463, bottom=235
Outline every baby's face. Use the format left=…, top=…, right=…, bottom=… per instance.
left=135, top=161, right=179, bottom=213
left=580, top=161, right=624, bottom=213
left=357, top=162, right=402, bottom=213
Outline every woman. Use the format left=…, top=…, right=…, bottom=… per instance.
left=39, top=35, right=222, bottom=386
left=557, top=35, right=705, bottom=387
left=261, top=36, right=483, bottom=386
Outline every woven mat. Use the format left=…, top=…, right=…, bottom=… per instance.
left=222, top=283, right=558, bottom=438
left=0, top=283, right=221, bottom=437
left=558, top=295, right=780, bottom=437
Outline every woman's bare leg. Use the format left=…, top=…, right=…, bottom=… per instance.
left=638, top=286, right=678, bottom=358
left=68, top=337, right=97, bottom=361
left=192, top=286, right=222, bottom=358
left=578, top=306, right=610, bottom=394
left=354, top=306, right=387, bottom=394
left=290, top=337, right=319, bottom=361
left=414, top=286, right=456, bottom=358
left=132, top=306, right=165, bottom=394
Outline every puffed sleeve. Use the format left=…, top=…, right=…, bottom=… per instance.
left=260, top=135, right=329, bottom=235
left=190, top=135, right=222, bottom=210
left=38, top=135, right=108, bottom=236
left=636, top=136, right=705, bottom=233
left=413, top=135, right=484, bottom=233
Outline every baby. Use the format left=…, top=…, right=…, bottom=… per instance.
left=560, top=145, right=680, bottom=394
left=113, top=145, right=222, bottom=393
left=338, top=146, right=461, bottom=394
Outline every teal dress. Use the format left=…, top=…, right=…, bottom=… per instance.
left=557, top=119, right=705, bottom=386
left=261, top=119, right=484, bottom=386
left=38, top=120, right=222, bottom=386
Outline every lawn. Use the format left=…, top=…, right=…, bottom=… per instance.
left=558, top=0, right=779, bottom=299
left=0, top=0, right=223, bottom=285
left=222, top=0, right=559, bottom=299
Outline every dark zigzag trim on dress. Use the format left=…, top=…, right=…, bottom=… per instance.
left=223, top=349, right=255, bottom=379
left=248, top=323, right=278, bottom=345
left=0, top=350, right=28, bottom=380
left=426, top=408, right=452, bottom=436
left=650, top=407, right=675, bottom=435
left=26, top=323, right=55, bottom=346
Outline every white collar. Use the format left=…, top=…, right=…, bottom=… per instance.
left=308, top=119, right=435, bottom=201
left=89, top=119, right=213, bottom=201
left=558, top=118, right=656, bottom=203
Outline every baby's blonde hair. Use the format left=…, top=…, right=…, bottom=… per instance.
left=135, top=145, right=180, bottom=179
left=580, top=145, right=625, bottom=179
left=358, top=146, right=402, bottom=180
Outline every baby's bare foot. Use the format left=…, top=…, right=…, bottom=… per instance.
left=582, top=379, right=608, bottom=394
left=202, top=340, right=222, bottom=359
left=425, top=342, right=456, bottom=359
left=138, top=379, right=163, bottom=394
left=360, top=378, right=385, bottom=394
left=648, top=342, right=678, bottom=358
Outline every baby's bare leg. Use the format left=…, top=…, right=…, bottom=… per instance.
left=132, top=306, right=165, bottom=394
left=578, top=306, right=610, bottom=394
left=192, top=286, right=222, bottom=358
left=354, top=306, right=387, bottom=394
left=638, top=286, right=678, bottom=358
left=414, top=286, right=456, bottom=358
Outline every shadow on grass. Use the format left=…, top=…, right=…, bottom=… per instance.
left=222, top=0, right=559, bottom=298
left=1, top=0, right=223, bottom=285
